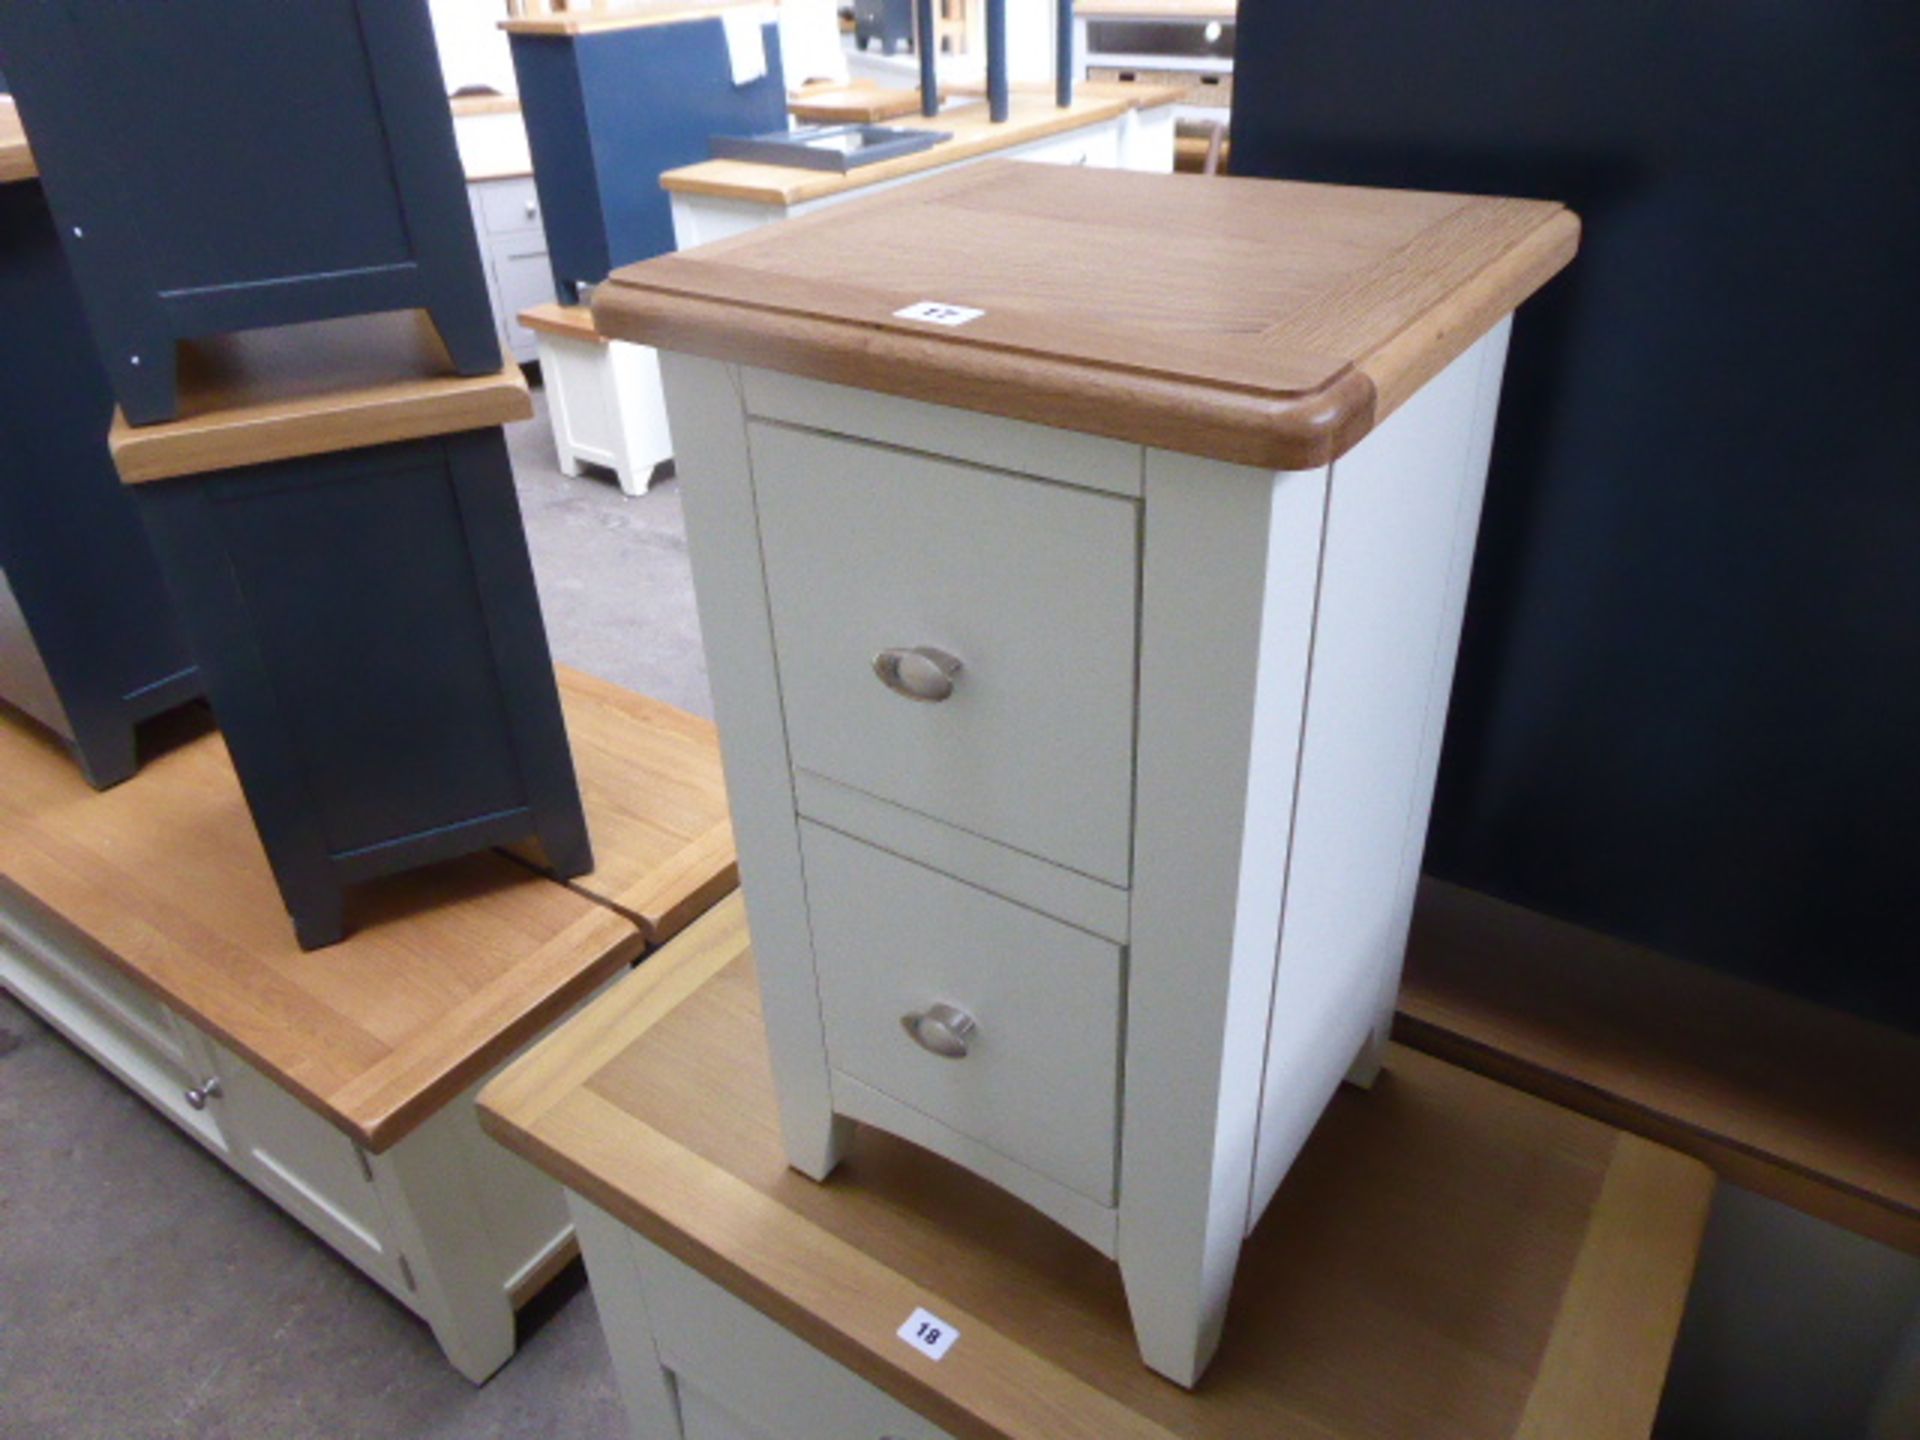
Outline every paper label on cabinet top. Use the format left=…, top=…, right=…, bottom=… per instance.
left=897, top=1307, right=960, bottom=1360
left=893, top=301, right=986, bottom=327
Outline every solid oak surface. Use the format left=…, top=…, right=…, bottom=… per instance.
left=0, top=98, right=35, bottom=183
left=502, top=1, right=767, bottom=36
left=480, top=894, right=1713, bottom=1440
left=520, top=302, right=607, bottom=345
left=0, top=668, right=739, bottom=1151
left=1400, top=878, right=1920, bottom=1254
left=657, top=87, right=1180, bottom=207
left=788, top=80, right=933, bottom=125
left=596, top=162, right=1577, bottom=468
left=108, top=310, right=529, bottom=484
left=507, top=667, right=737, bottom=944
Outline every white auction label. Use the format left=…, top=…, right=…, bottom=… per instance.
left=897, top=1306, right=961, bottom=1361
left=893, top=301, right=986, bottom=327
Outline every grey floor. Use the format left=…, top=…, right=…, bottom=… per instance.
left=0, top=389, right=700, bottom=1439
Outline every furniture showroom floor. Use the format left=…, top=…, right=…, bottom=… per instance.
left=0, top=386, right=701, bottom=1439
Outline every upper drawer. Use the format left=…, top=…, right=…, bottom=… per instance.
left=751, top=423, right=1139, bottom=884
left=476, top=176, right=544, bottom=236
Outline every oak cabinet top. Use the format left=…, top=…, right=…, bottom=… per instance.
left=107, top=310, right=528, bottom=484
left=479, top=894, right=1712, bottom=1440
left=593, top=162, right=1578, bottom=468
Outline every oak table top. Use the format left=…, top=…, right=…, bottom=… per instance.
left=788, top=80, right=933, bottom=126
left=107, top=310, right=530, bottom=485
left=507, top=667, right=737, bottom=946
left=1400, top=878, right=1920, bottom=1255
left=657, top=85, right=1183, bottom=208
left=0, top=667, right=736, bottom=1152
left=0, top=98, right=35, bottom=184
left=595, top=161, right=1578, bottom=469
left=501, top=1, right=767, bottom=37
left=519, top=302, right=606, bottom=345
left=480, top=893, right=1714, bottom=1440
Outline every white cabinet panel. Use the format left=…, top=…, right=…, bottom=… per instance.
left=803, top=822, right=1124, bottom=1207
left=203, top=1037, right=411, bottom=1300
left=751, top=423, right=1140, bottom=885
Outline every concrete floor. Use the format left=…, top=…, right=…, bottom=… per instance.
left=0, top=389, right=701, bottom=1438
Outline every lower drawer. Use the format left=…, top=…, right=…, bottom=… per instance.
left=801, top=821, right=1124, bottom=1207
left=636, top=1235, right=956, bottom=1440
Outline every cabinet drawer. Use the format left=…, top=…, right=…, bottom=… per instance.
left=636, top=1234, right=957, bottom=1440
left=802, top=822, right=1123, bottom=1206
left=495, top=244, right=556, bottom=360
left=751, top=423, right=1139, bottom=885
left=477, top=176, right=544, bottom=236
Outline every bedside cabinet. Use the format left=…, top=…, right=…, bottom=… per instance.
left=469, top=175, right=554, bottom=365
left=595, top=162, right=1578, bottom=1384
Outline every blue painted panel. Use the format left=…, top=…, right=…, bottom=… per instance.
left=513, top=19, right=788, bottom=299
left=0, top=180, right=200, bottom=787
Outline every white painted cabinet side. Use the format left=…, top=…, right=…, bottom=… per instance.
left=659, top=352, right=851, bottom=1179
left=570, top=1194, right=687, bottom=1440
left=1117, top=453, right=1329, bottom=1386
left=1246, top=323, right=1512, bottom=1218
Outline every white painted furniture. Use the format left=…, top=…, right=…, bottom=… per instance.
left=522, top=303, right=673, bottom=496
left=477, top=896, right=1713, bottom=1440
left=0, top=886, right=592, bottom=1384
left=469, top=173, right=553, bottom=364
left=594, top=162, right=1578, bottom=1384
left=1076, top=1, right=1235, bottom=125
left=663, top=87, right=1177, bottom=249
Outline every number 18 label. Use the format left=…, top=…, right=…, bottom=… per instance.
left=897, top=1306, right=960, bottom=1361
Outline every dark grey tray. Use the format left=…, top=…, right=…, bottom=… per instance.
left=710, top=123, right=950, bottom=172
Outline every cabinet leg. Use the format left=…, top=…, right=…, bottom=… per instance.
left=112, top=334, right=180, bottom=427
left=68, top=720, right=139, bottom=791
left=782, top=1103, right=856, bottom=1183
left=429, top=298, right=510, bottom=379
left=1117, top=1219, right=1239, bottom=1388
left=285, top=876, right=348, bottom=952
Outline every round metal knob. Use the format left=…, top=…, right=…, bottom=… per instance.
left=524, top=200, right=539, bottom=219
left=184, top=1077, right=223, bottom=1111
left=872, top=646, right=963, bottom=703
left=901, top=1003, right=977, bottom=1059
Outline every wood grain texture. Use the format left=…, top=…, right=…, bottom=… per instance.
left=109, top=310, right=528, bottom=484
left=519, top=302, right=607, bottom=345
left=504, top=666, right=737, bottom=944
left=657, top=92, right=1145, bottom=206
left=0, top=684, right=645, bottom=1153
left=597, top=162, right=1577, bottom=468
left=480, top=894, right=1714, bottom=1440
left=788, top=81, right=932, bottom=125
left=1400, top=878, right=1920, bottom=1253
left=0, top=98, right=36, bottom=183
left=502, top=1, right=765, bottom=36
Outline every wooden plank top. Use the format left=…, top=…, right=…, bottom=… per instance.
left=657, top=87, right=1175, bottom=207
left=788, top=81, right=931, bottom=125
left=480, top=895, right=1714, bottom=1440
left=0, top=97, right=37, bottom=184
left=597, top=162, right=1578, bottom=468
left=108, top=310, right=530, bottom=484
left=1400, top=879, right=1920, bottom=1255
left=520, top=302, right=607, bottom=345
left=506, top=667, right=737, bottom=945
left=502, top=1, right=765, bottom=37
left=0, top=688, right=645, bottom=1153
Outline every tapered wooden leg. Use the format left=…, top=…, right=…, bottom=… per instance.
left=111, top=330, right=180, bottom=426
left=68, top=719, right=139, bottom=791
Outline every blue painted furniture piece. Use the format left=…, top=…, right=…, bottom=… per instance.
left=0, top=172, right=201, bottom=789
left=508, top=13, right=788, bottom=303
left=0, top=0, right=500, bottom=426
left=853, top=0, right=916, bottom=55
left=113, top=315, right=592, bottom=950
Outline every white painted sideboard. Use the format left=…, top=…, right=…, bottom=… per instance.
left=0, top=887, right=587, bottom=1384
left=595, top=162, right=1578, bottom=1384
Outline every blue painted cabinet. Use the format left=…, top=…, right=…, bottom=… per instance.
left=0, top=176, right=201, bottom=788
left=0, top=0, right=500, bottom=424
left=510, top=16, right=788, bottom=302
